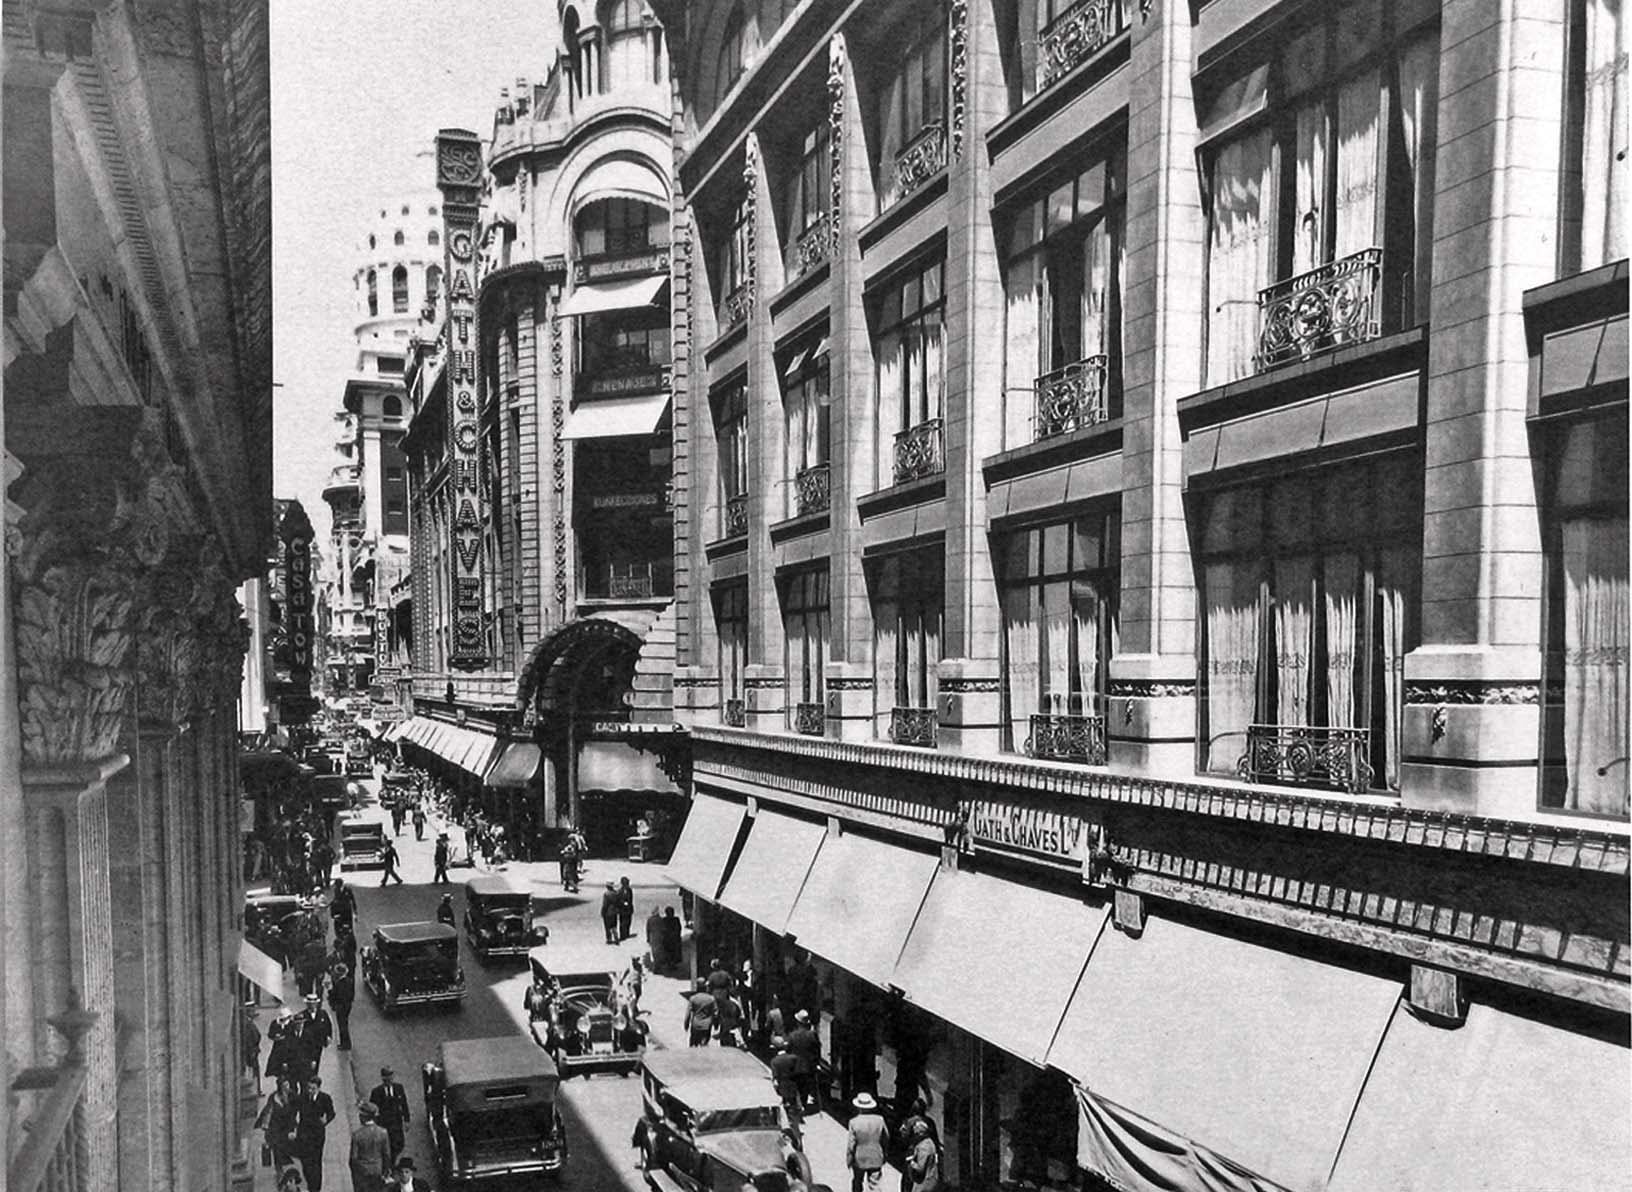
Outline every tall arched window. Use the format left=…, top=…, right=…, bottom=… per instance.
left=429, top=229, right=440, bottom=246
left=562, top=8, right=584, bottom=99
left=393, top=229, right=405, bottom=246
left=392, top=265, right=409, bottom=313
left=601, top=0, right=645, bottom=93
left=367, top=268, right=379, bottom=316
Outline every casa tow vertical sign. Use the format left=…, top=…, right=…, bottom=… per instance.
left=436, top=127, right=489, bottom=670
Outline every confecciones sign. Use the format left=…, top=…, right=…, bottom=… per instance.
left=436, top=128, right=489, bottom=671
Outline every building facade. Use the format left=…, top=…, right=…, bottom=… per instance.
left=653, top=0, right=1629, bottom=1187
left=397, top=2, right=685, bottom=851
left=2, top=1, right=272, bottom=1189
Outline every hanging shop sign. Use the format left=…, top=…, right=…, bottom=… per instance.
left=955, top=795, right=1100, bottom=868
left=437, top=127, right=489, bottom=671
left=277, top=501, right=315, bottom=696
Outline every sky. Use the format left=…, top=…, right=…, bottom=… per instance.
left=270, top=1, right=560, bottom=549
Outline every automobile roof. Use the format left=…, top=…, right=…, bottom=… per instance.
left=339, top=817, right=381, bottom=831
left=641, top=1049, right=780, bottom=1110
left=465, top=874, right=531, bottom=898
left=528, top=943, right=625, bottom=978
left=374, top=921, right=458, bottom=944
left=439, top=1037, right=559, bottom=1087
left=697, top=1129, right=789, bottom=1173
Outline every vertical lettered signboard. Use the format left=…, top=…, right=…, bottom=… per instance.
left=436, top=128, right=489, bottom=671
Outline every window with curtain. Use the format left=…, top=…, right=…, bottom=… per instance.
left=1197, top=453, right=1421, bottom=790
left=1001, top=144, right=1127, bottom=449
left=577, top=198, right=668, bottom=258
left=998, top=510, right=1120, bottom=752
left=718, top=190, right=753, bottom=311
left=1561, top=0, right=1629, bottom=273
left=870, top=547, right=944, bottom=728
left=1542, top=411, right=1630, bottom=818
left=713, top=379, right=749, bottom=536
left=876, top=6, right=948, bottom=210
left=782, top=568, right=830, bottom=717
left=872, top=258, right=946, bottom=489
left=715, top=583, right=749, bottom=713
left=785, top=120, right=833, bottom=270
left=782, top=345, right=831, bottom=516
left=391, top=266, right=409, bottom=314
left=367, top=269, right=379, bottom=317
left=580, top=308, right=671, bottom=379
left=1201, top=2, right=1439, bottom=385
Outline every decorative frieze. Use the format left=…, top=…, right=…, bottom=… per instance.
left=1109, top=679, right=1197, bottom=699
left=828, top=36, right=845, bottom=238
left=940, top=676, right=1001, bottom=693
left=1405, top=681, right=1543, bottom=705
left=550, top=308, right=567, bottom=620
left=948, top=0, right=968, bottom=159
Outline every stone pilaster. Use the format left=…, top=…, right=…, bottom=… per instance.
left=744, top=665, right=786, bottom=732
left=1110, top=0, right=1203, bottom=776
left=672, top=669, right=720, bottom=729
left=824, top=661, right=875, bottom=744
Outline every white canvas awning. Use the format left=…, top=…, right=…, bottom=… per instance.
left=558, top=274, right=668, bottom=317
left=562, top=393, right=670, bottom=439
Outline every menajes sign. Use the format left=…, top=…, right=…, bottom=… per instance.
left=436, top=128, right=489, bottom=670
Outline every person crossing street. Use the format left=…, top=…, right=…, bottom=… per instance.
left=379, top=838, right=403, bottom=887
left=433, top=834, right=450, bottom=885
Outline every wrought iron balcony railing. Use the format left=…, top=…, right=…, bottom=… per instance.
left=894, top=122, right=947, bottom=200
left=794, top=700, right=826, bottom=736
left=795, top=463, right=831, bottom=516
left=890, top=705, right=938, bottom=748
left=1237, top=724, right=1374, bottom=795
left=1024, top=712, right=1107, bottom=765
left=723, top=493, right=749, bottom=538
left=892, top=418, right=944, bottom=484
left=790, top=213, right=833, bottom=278
left=718, top=280, right=755, bottom=333
left=1255, top=247, right=1384, bottom=371
left=607, top=570, right=655, bottom=599
left=1038, top=0, right=1121, bottom=88
left=724, top=697, right=747, bottom=727
left=1034, top=355, right=1110, bottom=440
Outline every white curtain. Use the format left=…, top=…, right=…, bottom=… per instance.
left=1042, top=580, right=1072, bottom=713
left=879, top=70, right=907, bottom=211
left=923, top=313, right=945, bottom=423
left=1274, top=556, right=1315, bottom=727
left=1335, top=70, right=1382, bottom=259
left=1582, top=0, right=1629, bottom=268
left=1562, top=516, right=1630, bottom=815
left=1082, top=219, right=1111, bottom=363
left=1205, top=560, right=1262, bottom=773
left=1323, top=552, right=1361, bottom=729
left=1004, top=255, right=1043, bottom=449
left=1004, top=586, right=1039, bottom=748
left=1206, top=128, right=1275, bottom=385
left=876, top=331, right=904, bottom=489
left=1397, top=33, right=1440, bottom=321
left=1293, top=101, right=1327, bottom=276
left=874, top=591, right=899, bottom=729
left=1377, top=546, right=1411, bottom=792
left=1072, top=577, right=1102, bottom=715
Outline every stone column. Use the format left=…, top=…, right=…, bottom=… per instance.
left=826, top=32, right=878, bottom=743
left=937, top=0, right=1005, bottom=754
left=1109, top=0, right=1204, bottom=776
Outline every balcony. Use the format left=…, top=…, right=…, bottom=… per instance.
left=794, top=463, right=831, bottom=516
left=9, top=992, right=94, bottom=1192
left=1038, top=0, right=1121, bottom=90
left=790, top=213, right=833, bottom=279
left=584, top=561, right=671, bottom=602
left=794, top=700, right=826, bottom=736
left=1237, top=724, right=1374, bottom=795
left=718, top=280, right=755, bottom=334
left=583, top=362, right=671, bottom=398
left=1255, top=247, right=1384, bottom=372
left=1025, top=712, right=1107, bottom=765
left=892, top=418, right=945, bottom=484
left=890, top=705, right=938, bottom=747
left=724, top=697, right=746, bottom=727
left=723, top=493, right=749, bottom=538
left=1033, top=355, right=1109, bottom=440
left=573, top=245, right=670, bottom=285
left=894, top=122, right=947, bottom=200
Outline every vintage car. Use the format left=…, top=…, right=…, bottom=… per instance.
left=345, top=736, right=373, bottom=776
left=338, top=815, right=386, bottom=870
left=525, top=943, right=647, bottom=1076
left=464, top=875, right=543, bottom=960
left=423, top=1037, right=568, bottom=1185
left=361, top=922, right=466, bottom=1013
left=633, top=1049, right=802, bottom=1192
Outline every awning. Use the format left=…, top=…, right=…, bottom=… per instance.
left=718, top=810, right=828, bottom=936
left=486, top=742, right=543, bottom=789
left=1328, top=1001, right=1632, bottom=1192
left=1052, top=916, right=1401, bottom=1192
left=892, top=867, right=1107, bottom=1067
left=237, top=939, right=284, bottom=1001
left=558, top=274, right=668, bottom=317
left=784, top=831, right=940, bottom=988
left=383, top=721, right=407, bottom=743
left=563, top=392, right=671, bottom=440
left=663, top=794, right=747, bottom=900
left=399, top=717, right=502, bottom=777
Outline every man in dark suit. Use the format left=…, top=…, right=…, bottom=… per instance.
left=787, top=1010, right=823, bottom=1111
left=326, top=950, right=354, bottom=1051
left=292, top=1073, right=337, bottom=1191
left=369, top=1066, right=411, bottom=1161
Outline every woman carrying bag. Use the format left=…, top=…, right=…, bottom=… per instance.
left=256, top=1074, right=301, bottom=1175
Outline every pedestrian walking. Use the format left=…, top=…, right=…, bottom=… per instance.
left=369, top=1067, right=411, bottom=1161
left=644, top=906, right=664, bottom=968
left=330, top=880, right=357, bottom=936
left=327, top=952, right=355, bottom=1051
left=296, top=935, right=328, bottom=999
left=436, top=893, right=457, bottom=928
left=706, top=958, right=735, bottom=999
left=412, top=804, right=426, bottom=841
left=265, top=1008, right=299, bottom=1087
left=433, top=834, right=450, bottom=885
left=379, top=838, right=403, bottom=886
left=290, top=993, right=332, bottom=1081
left=292, top=1073, right=337, bottom=1191
left=765, top=996, right=788, bottom=1051
left=256, top=1075, right=300, bottom=1174
left=387, top=1156, right=431, bottom=1191
left=390, top=801, right=404, bottom=837
left=846, top=1093, right=890, bottom=1192
left=715, top=991, right=744, bottom=1048
left=242, top=1003, right=262, bottom=1088
left=685, top=981, right=717, bottom=1046
left=616, top=876, right=635, bottom=940
left=787, top=1010, right=822, bottom=1111
left=600, top=882, right=620, bottom=944
left=904, top=1118, right=942, bottom=1192
left=770, top=1040, right=804, bottom=1139
left=657, top=906, right=682, bottom=970
left=349, top=1101, right=393, bottom=1192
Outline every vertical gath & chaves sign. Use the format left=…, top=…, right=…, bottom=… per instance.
left=436, top=127, right=489, bottom=670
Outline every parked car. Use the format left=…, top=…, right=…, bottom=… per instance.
left=243, top=893, right=323, bottom=966
left=345, top=737, right=373, bottom=776
left=361, top=922, right=466, bottom=1013
left=423, top=1037, right=568, bottom=1185
left=338, top=815, right=386, bottom=870
left=464, top=875, right=544, bottom=960
left=633, top=1049, right=802, bottom=1192
left=526, top=943, right=647, bottom=1076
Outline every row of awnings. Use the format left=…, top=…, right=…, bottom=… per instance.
left=387, top=716, right=541, bottom=790
left=664, top=794, right=1631, bottom=1192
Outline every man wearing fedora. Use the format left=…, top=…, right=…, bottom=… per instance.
left=349, top=1101, right=394, bottom=1192
left=387, top=1155, right=431, bottom=1191
left=369, top=1066, right=411, bottom=1162
left=846, top=1092, right=890, bottom=1192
